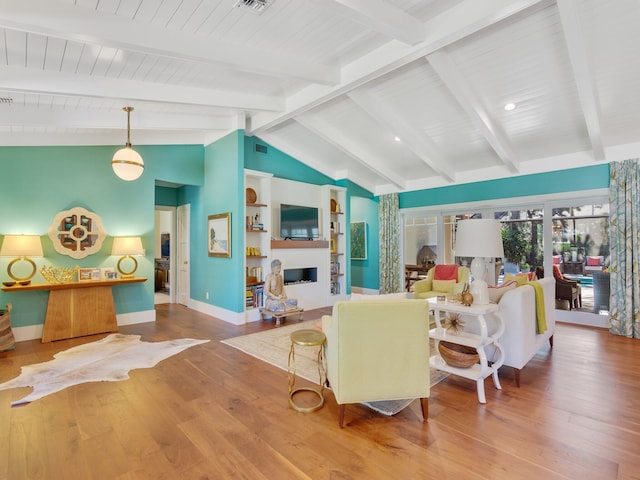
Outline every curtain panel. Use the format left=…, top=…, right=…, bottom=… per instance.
left=609, top=159, right=640, bottom=338
left=378, top=193, right=402, bottom=293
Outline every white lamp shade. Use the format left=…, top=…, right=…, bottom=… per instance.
left=112, top=147, right=144, bottom=181
left=454, top=219, right=504, bottom=259
left=0, top=234, right=43, bottom=257
left=112, top=236, right=145, bottom=256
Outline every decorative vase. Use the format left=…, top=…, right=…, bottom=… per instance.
left=461, top=283, right=473, bottom=306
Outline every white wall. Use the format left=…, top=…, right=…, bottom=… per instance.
left=269, top=178, right=332, bottom=308
left=271, top=178, right=329, bottom=241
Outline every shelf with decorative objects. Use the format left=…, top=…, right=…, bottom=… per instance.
left=427, top=298, right=505, bottom=404
left=244, top=169, right=272, bottom=320
left=323, top=186, right=347, bottom=300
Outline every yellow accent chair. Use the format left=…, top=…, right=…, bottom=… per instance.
left=413, top=265, right=470, bottom=299
left=322, top=299, right=430, bottom=427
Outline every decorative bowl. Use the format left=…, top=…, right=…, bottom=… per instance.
left=18, top=280, right=31, bottom=286
left=2, top=281, right=16, bottom=287
left=245, top=187, right=257, bottom=204
left=438, top=341, right=479, bottom=368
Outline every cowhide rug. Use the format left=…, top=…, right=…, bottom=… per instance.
left=0, top=333, right=209, bottom=406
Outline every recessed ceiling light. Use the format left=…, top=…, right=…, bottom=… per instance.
left=504, top=103, right=516, bottom=111
left=394, top=136, right=401, bottom=142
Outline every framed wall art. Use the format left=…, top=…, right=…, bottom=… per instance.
left=208, top=212, right=231, bottom=258
left=350, top=221, right=367, bottom=260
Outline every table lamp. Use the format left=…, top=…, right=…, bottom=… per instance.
left=454, top=219, right=504, bottom=304
left=112, top=236, right=144, bottom=278
left=0, top=234, right=44, bottom=283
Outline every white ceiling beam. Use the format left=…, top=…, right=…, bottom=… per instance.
left=557, top=0, right=605, bottom=162
left=250, top=0, right=544, bottom=134
left=0, top=65, right=283, bottom=112
left=427, top=50, right=519, bottom=173
left=0, top=105, right=232, bottom=130
left=330, top=0, right=425, bottom=45
left=347, top=89, right=455, bottom=183
left=296, top=115, right=406, bottom=189
left=0, top=0, right=339, bottom=85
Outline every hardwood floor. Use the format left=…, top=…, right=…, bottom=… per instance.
left=1, top=304, right=639, bottom=479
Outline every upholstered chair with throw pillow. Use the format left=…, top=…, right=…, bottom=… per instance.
left=322, top=300, right=430, bottom=427
left=413, top=265, right=470, bottom=299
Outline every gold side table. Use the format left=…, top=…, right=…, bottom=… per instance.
left=288, top=329, right=326, bottom=413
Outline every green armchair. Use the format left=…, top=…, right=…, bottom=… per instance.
left=413, top=265, right=470, bottom=299
left=322, top=299, right=430, bottom=427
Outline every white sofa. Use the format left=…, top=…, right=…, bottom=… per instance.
left=462, top=277, right=555, bottom=387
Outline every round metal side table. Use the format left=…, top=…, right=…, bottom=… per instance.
left=287, top=329, right=326, bottom=413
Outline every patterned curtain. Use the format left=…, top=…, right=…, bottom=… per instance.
left=379, top=193, right=402, bottom=293
left=609, top=159, right=640, bottom=338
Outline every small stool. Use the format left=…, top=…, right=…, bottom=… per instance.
left=260, top=307, right=304, bottom=327
left=288, top=329, right=326, bottom=413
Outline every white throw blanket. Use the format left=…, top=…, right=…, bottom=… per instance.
left=0, top=333, right=209, bottom=406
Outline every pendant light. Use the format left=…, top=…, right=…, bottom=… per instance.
left=112, top=106, right=144, bottom=181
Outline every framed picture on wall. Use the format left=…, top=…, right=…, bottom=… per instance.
left=208, top=212, right=231, bottom=258
left=350, top=221, right=367, bottom=260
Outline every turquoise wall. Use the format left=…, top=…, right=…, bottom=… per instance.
left=350, top=196, right=380, bottom=290
left=155, top=186, right=179, bottom=207
left=0, top=144, right=203, bottom=328
left=400, top=164, right=610, bottom=209
left=245, top=136, right=335, bottom=186
left=184, top=131, right=245, bottom=312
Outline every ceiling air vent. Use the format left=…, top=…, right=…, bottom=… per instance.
left=234, top=0, right=272, bottom=14
left=255, top=143, right=268, bottom=154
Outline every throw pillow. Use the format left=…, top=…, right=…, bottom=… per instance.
left=587, top=256, right=602, bottom=266
left=504, top=273, right=529, bottom=287
left=432, top=279, right=456, bottom=294
left=487, top=280, right=517, bottom=303
left=433, top=264, right=459, bottom=281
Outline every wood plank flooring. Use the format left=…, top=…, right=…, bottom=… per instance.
left=0, top=304, right=639, bottom=479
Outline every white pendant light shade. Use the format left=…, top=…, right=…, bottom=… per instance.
left=112, top=106, right=144, bottom=181
left=112, top=147, right=144, bottom=181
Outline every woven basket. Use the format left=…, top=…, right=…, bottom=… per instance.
left=438, top=341, right=479, bottom=368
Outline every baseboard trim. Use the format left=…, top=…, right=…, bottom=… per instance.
left=189, top=299, right=245, bottom=325
left=12, top=309, right=156, bottom=343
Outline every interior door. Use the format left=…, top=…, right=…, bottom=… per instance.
left=177, top=204, right=190, bottom=306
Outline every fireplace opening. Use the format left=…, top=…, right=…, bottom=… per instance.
left=284, top=267, right=317, bottom=285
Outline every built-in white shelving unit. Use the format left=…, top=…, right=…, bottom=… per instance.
left=244, top=169, right=272, bottom=321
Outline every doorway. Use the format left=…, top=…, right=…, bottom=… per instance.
left=154, top=207, right=175, bottom=304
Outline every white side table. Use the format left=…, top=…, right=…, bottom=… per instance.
left=427, top=298, right=505, bottom=403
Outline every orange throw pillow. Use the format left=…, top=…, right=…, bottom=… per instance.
left=433, top=264, right=459, bottom=281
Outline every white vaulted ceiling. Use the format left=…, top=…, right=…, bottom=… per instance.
left=0, top=0, right=638, bottom=194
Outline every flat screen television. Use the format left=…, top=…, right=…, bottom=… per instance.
left=280, top=204, right=319, bottom=240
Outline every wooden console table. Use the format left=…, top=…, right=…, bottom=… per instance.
left=1, top=278, right=146, bottom=342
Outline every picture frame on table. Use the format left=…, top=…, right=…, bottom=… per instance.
left=78, top=268, right=101, bottom=281
left=208, top=212, right=231, bottom=258
left=101, top=267, right=118, bottom=280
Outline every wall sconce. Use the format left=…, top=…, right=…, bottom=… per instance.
left=0, top=234, right=44, bottom=283
left=112, top=236, right=144, bottom=278
left=112, top=106, right=144, bottom=181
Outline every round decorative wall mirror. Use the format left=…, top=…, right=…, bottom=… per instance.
left=48, top=207, right=107, bottom=259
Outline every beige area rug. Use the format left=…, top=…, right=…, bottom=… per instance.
left=221, top=320, right=448, bottom=416
left=0, top=333, right=209, bottom=406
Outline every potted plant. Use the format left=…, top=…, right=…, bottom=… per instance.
left=501, top=227, right=530, bottom=273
